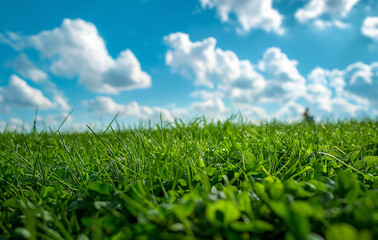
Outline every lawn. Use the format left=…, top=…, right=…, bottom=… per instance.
left=0, top=119, right=377, bottom=239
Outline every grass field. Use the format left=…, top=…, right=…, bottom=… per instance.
left=0, top=118, right=377, bottom=239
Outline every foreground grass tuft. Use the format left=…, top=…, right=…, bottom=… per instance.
left=0, top=119, right=377, bottom=239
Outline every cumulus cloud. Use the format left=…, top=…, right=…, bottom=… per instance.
left=232, top=103, right=268, bottom=121
left=257, top=47, right=306, bottom=102
left=164, top=32, right=265, bottom=89
left=83, top=96, right=177, bottom=122
left=361, top=16, right=378, bottom=41
left=190, top=98, right=231, bottom=121
left=306, top=81, right=333, bottom=111
left=0, top=118, right=30, bottom=132
left=0, top=18, right=151, bottom=94
left=295, top=0, right=359, bottom=29
left=7, top=53, right=48, bottom=83
left=313, top=19, right=350, bottom=29
left=3, top=53, right=70, bottom=111
left=229, top=47, right=306, bottom=104
left=304, top=62, right=377, bottom=117
left=274, top=101, right=305, bottom=122
left=191, top=98, right=229, bottom=115
left=53, top=95, right=70, bottom=111
left=329, top=97, right=367, bottom=117
left=164, top=32, right=376, bottom=120
left=0, top=75, right=57, bottom=109
left=0, top=31, right=28, bottom=50
left=191, top=90, right=225, bottom=100
left=165, top=33, right=305, bottom=104
left=199, top=0, right=284, bottom=34
left=342, top=62, right=378, bottom=105
left=170, top=108, right=191, bottom=120
left=43, top=112, right=73, bottom=127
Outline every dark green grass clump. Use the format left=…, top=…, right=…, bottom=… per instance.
left=0, top=119, right=377, bottom=239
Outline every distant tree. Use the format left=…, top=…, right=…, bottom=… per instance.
left=303, top=107, right=314, bottom=123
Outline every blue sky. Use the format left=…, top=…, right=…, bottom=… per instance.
left=0, top=0, right=378, bottom=130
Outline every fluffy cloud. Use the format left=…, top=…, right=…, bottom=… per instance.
left=306, top=81, right=333, bottom=111
left=232, top=103, right=268, bottom=121
left=0, top=31, right=28, bottom=51
left=361, top=16, right=378, bottom=41
left=199, top=0, right=284, bottom=35
left=229, top=47, right=306, bottom=104
left=295, top=0, right=359, bottom=28
left=164, top=32, right=376, bottom=120
left=313, top=19, right=350, bottom=29
left=191, top=90, right=225, bottom=100
left=37, top=112, right=72, bottom=128
left=4, top=53, right=70, bottom=111
left=257, top=47, right=306, bottom=102
left=0, top=75, right=63, bottom=109
left=0, top=118, right=30, bottom=132
left=190, top=98, right=230, bottom=116
left=274, top=101, right=305, bottom=122
left=7, top=53, right=48, bottom=83
left=165, top=33, right=305, bottom=104
left=329, top=97, right=367, bottom=117
left=0, top=18, right=151, bottom=94
left=304, top=62, right=377, bottom=117
left=53, top=95, right=70, bottom=111
left=165, top=32, right=265, bottom=89
left=341, top=62, right=378, bottom=105
left=83, top=96, right=176, bottom=122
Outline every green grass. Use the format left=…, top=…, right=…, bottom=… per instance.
left=0, top=118, right=377, bottom=239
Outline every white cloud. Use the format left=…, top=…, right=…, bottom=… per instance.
left=307, top=67, right=346, bottom=96
left=295, top=0, right=326, bottom=23
left=0, top=118, right=31, bottom=132
left=164, top=32, right=265, bottom=89
left=83, top=96, right=177, bottom=122
left=191, top=98, right=229, bottom=114
left=83, top=96, right=126, bottom=115
left=274, top=101, right=305, bottom=122
left=295, top=0, right=359, bottom=28
left=8, top=53, right=48, bottom=83
left=333, top=19, right=351, bottom=29
left=232, top=103, right=268, bottom=121
left=164, top=32, right=376, bottom=120
left=164, top=32, right=375, bottom=119
left=313, top=19, right=350, bottom=29
left=199, top=0, right=284, bottom=35
left=304, top=62, right=377, bottom=117
left=53, top=95, right=71, bottom=111
left=190, top=98, right=230, bottom=120
left=328, top=97, right=367, bottom=117
left=0, top=31, right=28, bottom=50
left=171, top=108, right=190, bottom=120
left=0, top=75, right=70, bottom=111
left=4, top=53, right=70, bottom=111
left=342, top=62, right=378, bottom=105
left=306, top=81, right=333, bottom=111
left=0, top=75, right=55, bottom=109
left=190, top=90, right=225, bottom=100
left=361, top=16, right=378, bottom=41
left=314, top=62, right=378, bottom=107
left=1, top=114, right=76, bottom=132
left=165, top=33, right=306, bottom=105
left=257, top=47, right=306, bottom=102
left=0, top=18, right=151, bottom=94
left=43, top=112, right=73, bottom=127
